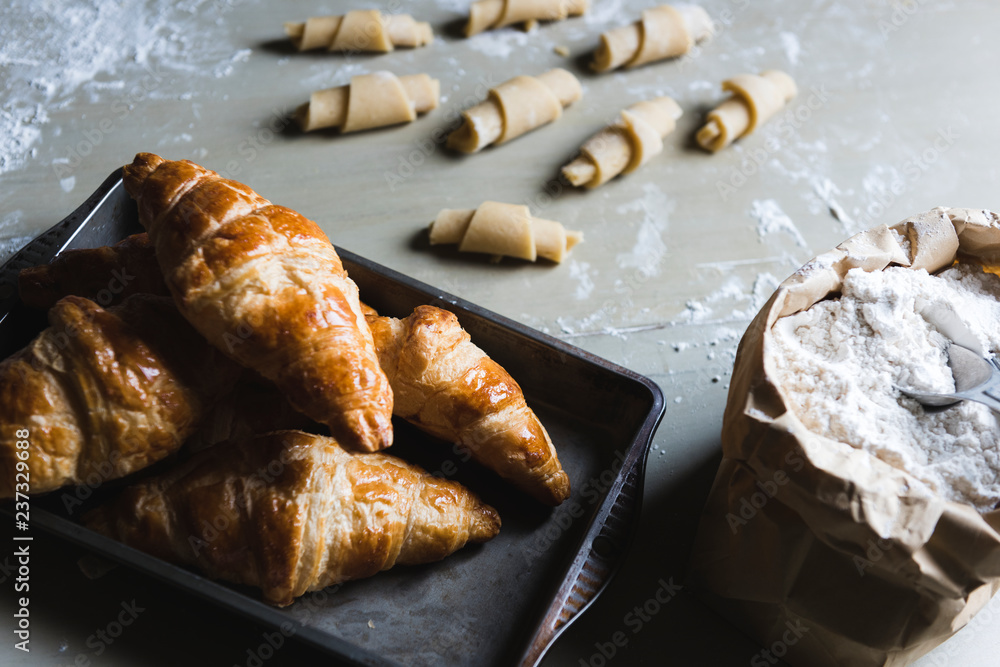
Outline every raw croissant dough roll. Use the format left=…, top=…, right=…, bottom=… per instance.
left=297, top=72, right=440, bottom=133
left=696, top=70, right=797, bottom=152
left=562, top=96, right=682, bottom=189
left=0, top=295, right=240, bottom=498
left=84, top=431, right=501, bottom=607
left=591, top=4, right=713, bottom=72
left=123, top=153, right=394, bottom=453
left=429, top=202, right=583, bottom=263
left=285, top=11, right=433, bottom=52
left=466, top=0, right=588, bottom=36
left=366, top=305, right=571, bottom=505
left=447, top=68, right=581, bottom=153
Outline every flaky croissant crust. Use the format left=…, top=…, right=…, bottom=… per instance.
left=368, top=305, right=571, bottom=505
left=84, top=430, right=500, bottom=606
left=122, top=153, right=393, bottom=452
left=0, top=294, right=239, bottom=497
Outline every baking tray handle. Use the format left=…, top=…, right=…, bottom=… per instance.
left=521, top=444, right=650, bottom=666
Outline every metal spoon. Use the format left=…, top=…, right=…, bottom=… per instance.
left=898, top=342, right=1000, bottom=413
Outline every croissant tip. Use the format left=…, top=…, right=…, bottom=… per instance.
left=123, top=152, right=164, bottom=195
left=534, top=472, right=572, bottom=506
left=330, top=411, right=394, bottom=452
left=470, top=502, right=501, bottom=542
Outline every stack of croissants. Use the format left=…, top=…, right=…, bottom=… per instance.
left=0, top=152, right=570, bottom=607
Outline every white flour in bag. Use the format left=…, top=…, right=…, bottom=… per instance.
left=771, top=263, right=1000, bottom=512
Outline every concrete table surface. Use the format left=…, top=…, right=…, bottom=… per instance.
left=2, top=0, right=999, bottom=665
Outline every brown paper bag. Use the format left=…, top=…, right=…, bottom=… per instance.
left=689, top=207, right=1000, bottom=667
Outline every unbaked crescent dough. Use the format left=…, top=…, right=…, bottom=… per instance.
left=429, top=202, right=583, bottom=263
left=447, top=68, right=582, bottom=153
left=466, top=0, right=588, bottom=37
left=297, top=72, right=440, bottom=133
left=285, top=11, right=433, bottom=52
left=562, top=96, right=682, bottom=189
left=591, top=4, right=713, bottom=72
left=696, top=70, right=797, bottom=152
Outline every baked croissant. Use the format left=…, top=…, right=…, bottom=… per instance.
left=18, top=233, right=169, bottom=310
left=0, top=294, right=240, bottom=498
left=122, top=152, right=393, bottom=452
left=366, top=304, right=570, bottom=505
left=14, top=235, right=570, bottom=502
left=83, top=430, right=501, bottom=606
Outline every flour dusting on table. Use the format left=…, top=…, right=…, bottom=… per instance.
left=0, top=0, right=248, bottom=177
left=750, top=199, right=809, bottom=249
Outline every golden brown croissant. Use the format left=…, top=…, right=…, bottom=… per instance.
left=0, top=294, right=240, bottom=498
left=18, top=233, right=169, bottom=310
left=366, top=305, right=570, bottom=505
left=122, top=152, right=393, bottom=452
left=83, top=430, right=501, bottom=606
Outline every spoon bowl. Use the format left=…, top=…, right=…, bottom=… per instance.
left=898, top=342, right=1000, bottom=413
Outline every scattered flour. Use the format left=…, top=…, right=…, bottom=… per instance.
left=0, top=234, right=35, bottom=260
left=676, top=273, right=781, bottom=326
left=584, top=0, right=627, bottom=25
left=811, top=176, right=855, bottom=231
left=434, top=0, right=477, bottom=13
left=749, top=199, right=809, bottom=249
left=780, top=32, right=801, bottom=65
left=771, top=264, right=1000, bottom=512
left=615, top=183, right=673, bottom=276
left=0, top=0, right=249, bottom=176
left=465, top=29, right=533, bottom=59
left=568, top=259, right=595, bottom=300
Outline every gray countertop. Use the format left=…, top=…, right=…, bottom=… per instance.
left=2, top=0, right=999, bottom=665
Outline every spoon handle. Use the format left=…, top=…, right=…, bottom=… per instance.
left=964, top=370, right=1000, bottom=414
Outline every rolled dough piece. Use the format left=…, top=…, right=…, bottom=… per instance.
left=591, top=4, right=712, bottom=72
left=465, top=0, right=588, bottom=37
left=696, top=70, right=797, bottom=152
left=429, top=202, right=583, bottom=263
left=284, top=11, right=433, bottom=52
left=446, top=68, right=582, bottom=153
left=562, top=96, right=682, bottom=189
left=296, top=72, right=440, bottom=133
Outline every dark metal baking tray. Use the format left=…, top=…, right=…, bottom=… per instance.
left=0, top=168, right=665, bottom=667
